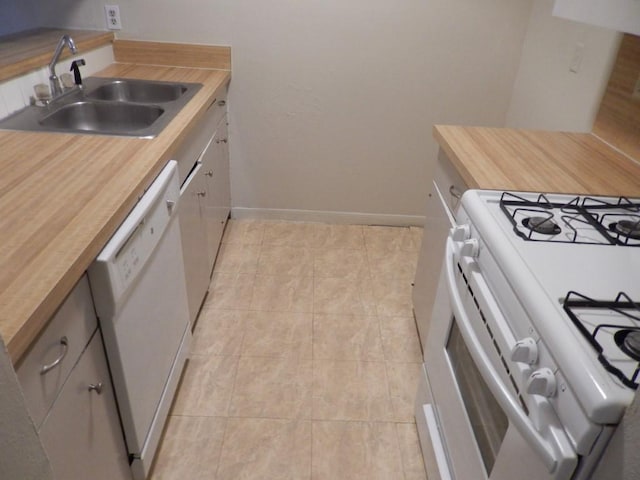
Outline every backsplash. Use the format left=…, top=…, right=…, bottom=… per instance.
left=593, top=33, right=640, bottom=162
left=0, top=44, right=114, bottom=119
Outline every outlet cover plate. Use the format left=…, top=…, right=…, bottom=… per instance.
left=104, top=5, right=122, bottom=30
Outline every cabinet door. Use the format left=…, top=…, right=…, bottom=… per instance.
left=178, top=162, right=210, bottom=325
left=201, top=116, right=231, bottom=271
left=39, top=331, right=131, bottom=480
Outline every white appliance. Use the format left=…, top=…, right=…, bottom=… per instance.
left=89, top=160, right=191, bottom=480
left=415, top=189, right=640, bottom=480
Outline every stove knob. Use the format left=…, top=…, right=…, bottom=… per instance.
left=511, top=337, right=538, bottom=365
left=526, top=368, right=557, bottom=398
left=450, top=224, right=471, bottom=241
left=459, top=239, right=479, bottom=258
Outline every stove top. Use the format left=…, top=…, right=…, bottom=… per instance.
left=499, top=192, right=640, bottom=246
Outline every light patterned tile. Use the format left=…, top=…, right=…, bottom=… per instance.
left=206, top=273, right=255, bottom=310
left=221, top=219, right=265, bottom=245
left=313, top=313, right=384, bottom=361
left=312, top=360, right=394, bottom=421
left=192, top=309, right=246, bottom=356
left=150, top=416, right=226, bottom=480
left=262, top=222, right=316, bottom=247
left=311, top=224, right=365, bottom=249
left=311, top=421, right=403, bottom=480
left=367, top=249, right=419, bottom=283
left=228, top=356, right=312, bottom=419
left=217, top=418, right=311, bottom=480
left=241, top=311, right=312, bottom=358
left=396, top=423, right=428, bottom=480
left=257, top=245, right=314, bottom=276
left=214, top=243, right=261, bottom=274
left=313, top=276, right=376, bottom=316
left=386, top=362, right=422, bottom=423
left=379, top=316, right=423, bottom=363
left=171, top=355, right=239, bottom=416
left=250, top=275, right=313, bottom=312
left=371, top=275, right=414, bottom=317
left=313, top=248, right=369, bottom=280
left=363, top=225, right=417, bottom=252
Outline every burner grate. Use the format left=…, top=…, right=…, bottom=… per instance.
left=499, top=192, right=640, bottom=246
left=563, top=291, right=640, bottom=389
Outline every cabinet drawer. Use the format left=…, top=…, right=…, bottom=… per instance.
left=16, top=274, right=98, bottom=429
left=175, top=86, right=228, bottom=185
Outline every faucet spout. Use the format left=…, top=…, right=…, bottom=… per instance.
left=48, top=35, right=78, bottom=98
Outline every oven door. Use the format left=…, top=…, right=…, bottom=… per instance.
left=421, top=236, right=578, bottom=480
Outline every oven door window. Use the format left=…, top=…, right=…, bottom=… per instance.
left=447, top=318, right=509, bottom=475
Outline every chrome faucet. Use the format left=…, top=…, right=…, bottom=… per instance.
left=48, top=35, right=77, bottom=98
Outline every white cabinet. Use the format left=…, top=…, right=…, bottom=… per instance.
left=179, top=162, right=211, bottom=324
left=16, top=275, right=130, bottom=480
left=201, top=115, right=231, bottom=265
left=16, top=276, right=97, bottom=429
left=176, top=87, right=231, bottom=324
left=39, top=332, right=131, bottom=480
left=412, top=149, right=468, bottom=350
left=553, top=0, right=640, bottom=36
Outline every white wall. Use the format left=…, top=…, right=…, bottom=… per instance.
left=24, top=0, right=534, bottom=221
left=0, top=0, right=40, bottom=36
left=505, top=0, right=621, bottom=132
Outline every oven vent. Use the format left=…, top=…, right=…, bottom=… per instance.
left=457, top=263, right=529, bottom=414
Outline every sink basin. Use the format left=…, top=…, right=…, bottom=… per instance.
left=86, top=80, right=188, bottom=103
left=0, top=77, right=202, bottom=137
left=39, top=102, right=164, bottom=134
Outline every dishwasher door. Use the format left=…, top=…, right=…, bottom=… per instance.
left=89, top=160, right=191, bottom=480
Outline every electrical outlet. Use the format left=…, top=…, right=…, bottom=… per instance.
left=633, top=74, right=640, bottom=101
left=104, top=5, right=122, bottom=30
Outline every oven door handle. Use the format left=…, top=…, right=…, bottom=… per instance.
left=445, top=237, right=558, bottom=473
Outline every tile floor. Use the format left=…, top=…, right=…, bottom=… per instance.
left=150, top=220, right=427, bottom=479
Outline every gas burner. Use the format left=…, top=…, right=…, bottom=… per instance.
left=522, top=216, right=561, bottom=235
left=609, top=219, right=640, bottom=241
left=564, top=291, right=640, bottom=389
left=500, top=192, right=640, bottom=246
left=615, top=330, right=640, bottom=361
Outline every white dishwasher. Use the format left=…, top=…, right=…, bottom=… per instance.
left=88, top=160, right=191, bottom=480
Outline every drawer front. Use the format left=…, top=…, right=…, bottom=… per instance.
left=175, top=86, right=228, bottom=185
left=16, top=274, right=98, bottom=429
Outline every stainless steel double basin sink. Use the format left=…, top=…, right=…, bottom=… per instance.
left=0, top=77, right=202, bottom=137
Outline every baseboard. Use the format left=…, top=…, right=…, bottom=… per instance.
left=231, top=207, right=425, bottom=227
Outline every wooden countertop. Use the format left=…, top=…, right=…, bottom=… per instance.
left=433, top=125, right=640, bottom=196
left=0, top=63, right=230, bottom=363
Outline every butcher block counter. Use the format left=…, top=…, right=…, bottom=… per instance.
left=434, top=125, right=640, bottom=197
left=0, top=61, right=230, bottom=363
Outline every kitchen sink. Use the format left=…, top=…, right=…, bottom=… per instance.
left=86, top=80, right=187, bottom=103
left=40, top=101, right=165, bottom=134
left=0, top=77, right=202, bottom=138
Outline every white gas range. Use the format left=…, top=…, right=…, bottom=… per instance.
left=415, top=189, right=640, bottom=480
